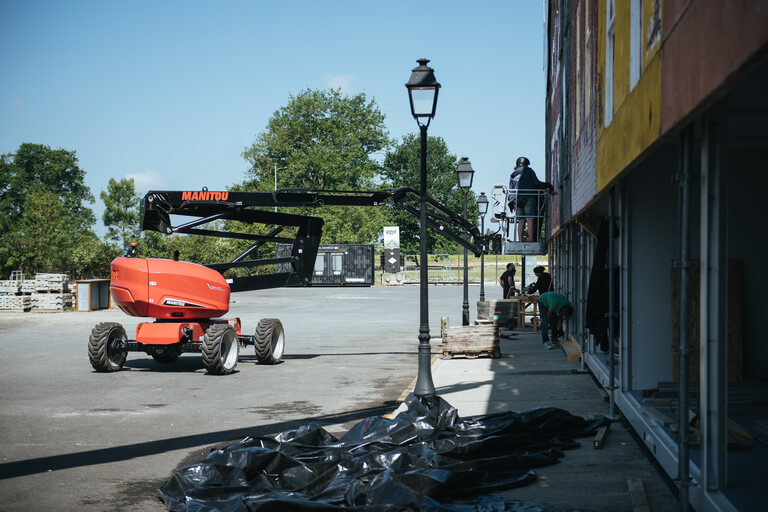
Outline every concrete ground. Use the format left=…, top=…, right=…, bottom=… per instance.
left=0, top=284, right=679, bottom=511
left=429, top=329, right=680, bottom=511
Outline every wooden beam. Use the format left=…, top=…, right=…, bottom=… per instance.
left=627, top=478, right=650, bottom=512
left=593, top=424, right=610, bottom=449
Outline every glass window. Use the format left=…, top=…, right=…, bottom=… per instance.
left=332, top=253, right=343, bottom=274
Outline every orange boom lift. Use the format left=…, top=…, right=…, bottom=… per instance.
left=88, top=187, right=484, bottom=374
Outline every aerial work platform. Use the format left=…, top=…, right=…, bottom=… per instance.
left=490, top=185, right=550, bottom=256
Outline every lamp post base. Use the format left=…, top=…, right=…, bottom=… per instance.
left=414, top=330, right=435, bottom=397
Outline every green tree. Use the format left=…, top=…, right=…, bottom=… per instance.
left=0, top=143, right=95, bottom=233
left=0, top=189, right=113, bottom=277
left=381, top=134, right=479, bottom=254
left=243, top=88, right=389, bottom=191
left=101, top=177, right=140, bottom=247
left=0, top=143, right=111, bottom=279
left=240, top=88, right=392, bottom=244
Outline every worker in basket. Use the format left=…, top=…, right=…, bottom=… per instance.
left=508, top=157, right=555, bottom=242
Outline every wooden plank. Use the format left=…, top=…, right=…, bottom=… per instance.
left=627, top=478, right=650, bottom=512
left=593, top=424, right=610, bottom=448
left=671, top=259, right=744, bottom=383
left=561, top=336, right=581, bottom=363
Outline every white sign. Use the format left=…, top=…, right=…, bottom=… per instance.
left=383, top=226, right=400, bottom=249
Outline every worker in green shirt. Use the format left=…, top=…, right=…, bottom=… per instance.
left=537, top=291, right=574, bottom=350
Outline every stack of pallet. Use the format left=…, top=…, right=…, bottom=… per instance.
left=0, top=281, right=20, bottom=295
left=35, top=273, right=70, bottom=293
left=440, top=317, right=501, bottom=359
left=0, top=280, right=32, bottom=312
left=32, top=273, right=72, bottom=311
left=0, top=295, right=33, bottom=312
left=0, top=273, right=72, bottom=312
left=33, top=293, right=73, bottom=311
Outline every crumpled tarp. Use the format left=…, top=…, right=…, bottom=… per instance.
left=159, top=395, right=607, bottom=511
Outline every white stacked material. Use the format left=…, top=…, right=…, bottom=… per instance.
left=33, top=293, right=73, bottom=311
left=20, top=280, right=37, bottom=293
left=0, top=295, right=32, bottom=311
left=0, top=281, right=20, bottom=294
left=35, top=273, right=70, bottom=292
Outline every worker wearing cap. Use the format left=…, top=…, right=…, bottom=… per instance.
left=509, top=157, right=555, bottom=242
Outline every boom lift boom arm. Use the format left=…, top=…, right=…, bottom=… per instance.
left=140, top=186, right=484, bottom=292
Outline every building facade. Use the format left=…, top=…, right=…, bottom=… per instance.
left=546, top=1, right=768, bottom=510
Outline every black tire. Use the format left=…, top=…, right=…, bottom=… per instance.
left=254, top=318, right=285, bottom=364
left=88, top=322, right=128, bottom=372
left=202, top=323, right=239, bottom=374
left=150, top=345, right=181, bottom=363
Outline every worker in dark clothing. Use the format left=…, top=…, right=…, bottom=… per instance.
left=526, top=265, right=553, bottom=295
left=124, top=242, right=138, bottom=257
left=499, top=263, right=516, bottom=299
left=508, top=157, right=555, bottom=242
left=538, top=291, right=574, bottom=350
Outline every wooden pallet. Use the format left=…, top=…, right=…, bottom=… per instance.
left=440, top=317, right=500, bottom=359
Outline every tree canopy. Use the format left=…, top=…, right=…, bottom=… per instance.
left=240, top=88, right=391, bottom=245
left=243, top=88, right=389, bottom=192
left=101, top=177, right=141, bottom=247
left=0, top=143, right=114, bottom=278
left=381, top=133, right=479, bottom=254
left=1, top=143, right=95, bottom=233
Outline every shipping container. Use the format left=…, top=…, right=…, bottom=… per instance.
left=276, top=244, right=374, bottom=286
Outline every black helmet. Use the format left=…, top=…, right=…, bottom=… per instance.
left=515, top=156, right=530, bottom=167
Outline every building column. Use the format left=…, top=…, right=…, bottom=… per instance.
left=699, top=106, right=728, bottom=492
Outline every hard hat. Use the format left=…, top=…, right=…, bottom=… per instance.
left=515, top=156, right=530, bottom=167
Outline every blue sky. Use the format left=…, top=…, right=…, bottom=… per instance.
left=1, top=1, right=547, bottom=233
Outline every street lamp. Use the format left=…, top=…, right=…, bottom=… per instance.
left=477, top=192, right=489, bottom=302
left=406, top=58, right=440, bottom=398
left=456, top=157, right=475, bottom=326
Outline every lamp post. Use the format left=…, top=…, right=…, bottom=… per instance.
left=456, top=157, right=475, bottom=326
left=406, top=58, right=440, bottom=398
left=477, top=192, right=489, bottom=302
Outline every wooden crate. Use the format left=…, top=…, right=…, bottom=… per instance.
left=440, top=317, right=500, bottom=359
left=488, top=299, right=518, bottom=328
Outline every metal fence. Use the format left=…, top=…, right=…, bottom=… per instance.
left=402, top=254, right=462, bottom=283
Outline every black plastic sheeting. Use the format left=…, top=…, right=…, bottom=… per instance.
left=159, top=395, right=608, bottom=512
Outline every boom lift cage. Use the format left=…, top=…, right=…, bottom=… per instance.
left=491, top=187, right=551, bottom=255
left=140, top=186, right=484, bottom=292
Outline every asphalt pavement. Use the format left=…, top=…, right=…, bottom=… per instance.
left=0, top=283, right=679, bottom=511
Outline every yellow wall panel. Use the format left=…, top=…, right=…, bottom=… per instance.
left=597, top=53, right=662, bottom=190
